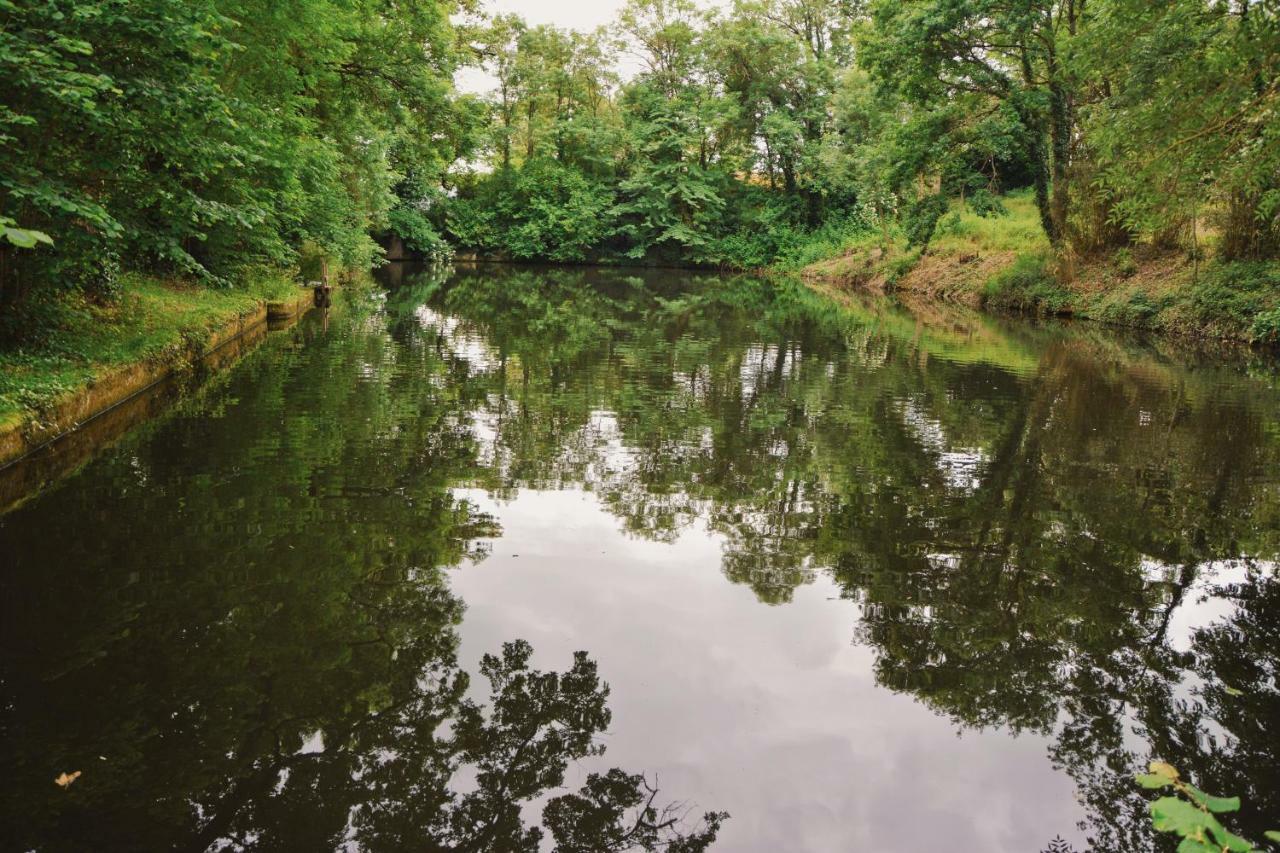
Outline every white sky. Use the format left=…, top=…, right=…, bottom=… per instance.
left=478, top=0, right=631, bottom=32
left=455, top=0, right=636, bottom=94
left=455, top=0, right=727, bottom=95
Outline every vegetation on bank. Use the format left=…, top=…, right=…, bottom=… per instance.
left=982, top=253, right=1280, bottom=344
left=0, top=272, right=298, bottom=429
left=1, top=0, right=476, bottom=343
left=2, top=0, right=1277, bottom=360
left=436, top=0, right=1278, bottom=317
left=800, top=191, right=1280, bottom=344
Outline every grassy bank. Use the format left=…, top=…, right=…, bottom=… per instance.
left=797, top=190, right=1280, bottom=346
left=0, top=271, right=300, bottom=432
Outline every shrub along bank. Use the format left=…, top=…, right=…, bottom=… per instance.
left=798, top=191, right=1280, bottom=346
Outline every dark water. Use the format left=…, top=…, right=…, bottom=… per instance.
left=2, top=266, right=1278, bottom=852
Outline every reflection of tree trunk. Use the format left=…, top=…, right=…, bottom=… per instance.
left=1146, top=440, right=1234, bottom=649
left=966, top=348, right=1062, bottom=629
left=971, top=373, right=1040, bottom=548
left=771, top=342, right=787, bottom=389
left=520, top=360, right=530, bottom=419
left=193, top=681, right=289, bottom=849
left=1139, top=380, right=1185, bottom=514
left=1147, top=562, right=1197, bottom=650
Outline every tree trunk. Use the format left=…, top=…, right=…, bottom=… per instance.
left=1019, top=49, right=1057, bottom=244
left=1047, top=75, right=1072, bottom=246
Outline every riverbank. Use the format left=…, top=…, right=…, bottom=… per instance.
left=798, top=192, right=1280, bottom=346
left=0, top=272, right=312, bottom=467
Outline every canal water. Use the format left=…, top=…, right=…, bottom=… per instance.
left=2, top=265, right=1277, bottom=852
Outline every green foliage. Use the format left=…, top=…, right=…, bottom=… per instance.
left=1188, top=261, right=1280, bottom=340
left=0, top=0, right=474, bottom=341
left=0, top=216, right=53, bottom=250
left=6, top=0, right=1278, bottom=339
left=387, top=174, right=452, bottom=261
left=1113, top=248, right=1138, bottom=279
left=1252, top=307, right=1280, bottom=347
left=1099, top=291, right=1169, bottom=325
left=903, top=194, right=949, bottom=248
left=446, top=0, right=876, bottom=267
left=967, top=188, right=1007, bottom=218
left=1082, top=0, right=1280, bottom=258
left=1136, top=763, right=1277, bottom=853
left=981, top=254, right=1071, bottom=314
left=755, top=209, right=878, bottom=271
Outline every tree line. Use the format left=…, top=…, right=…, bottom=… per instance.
left=1, top=0, right=1276, bottom=335
left=447, top=0, right=1278, bottom=270
left=0, top=0, right=479, bottom=339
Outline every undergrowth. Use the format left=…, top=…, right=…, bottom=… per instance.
left=0, top=269, right=300, bottom=425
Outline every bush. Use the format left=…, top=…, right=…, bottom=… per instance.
left=445, top=161, right=615, bottom=262
left=903, top=194, right=949, bottom=248
left=981, top=254, right=1072, bottom=313
left=934, top=211, right=966, bottom=237
left=1097, top=290, right=1172, bottom=327
left=771, top=214, right=874, bottom=270
left=1251, top=307, right=1280, bottom=346
left=967, top=188, right=1007, bottom=218
left=1113, top=247, right=1138, bottom=278
left=1187, top=261, right=1280, bottom=334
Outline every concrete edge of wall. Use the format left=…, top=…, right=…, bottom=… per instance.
left=0, top=292, right=314, bottom=472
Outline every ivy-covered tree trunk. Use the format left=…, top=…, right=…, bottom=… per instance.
left=1018, top=50, right=1058, bottom=245
left=1047, top=74, right=1072, bottom=247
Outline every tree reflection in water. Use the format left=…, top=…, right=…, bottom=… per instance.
left=0, top=284, right=725, bottom=851
left=397, top=265, right=1279, bottom=850
left=2, top=264, right=1277, bottom=851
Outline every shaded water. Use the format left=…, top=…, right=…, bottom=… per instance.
left=2, top=266, right=1278, bottom=852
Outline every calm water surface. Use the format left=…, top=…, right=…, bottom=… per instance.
left=2, top=266, right=1278, bottom=852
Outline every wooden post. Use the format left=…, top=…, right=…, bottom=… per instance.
left=313, top=256, right=332, bottom=308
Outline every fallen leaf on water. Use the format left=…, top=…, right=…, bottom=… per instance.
left=54, top=771, right=82, bottom=788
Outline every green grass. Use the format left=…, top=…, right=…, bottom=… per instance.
left=0, top=269, right=300, bottom=426
left=930, top=190, right=1048, bottom=256
left=790, top=189, right=1049, bottom=287
left=980, top=253, right=1280, bottom=342
left=793, top=188, right=1280, bottom=344
left=980, top=253, right=1070, bottom=313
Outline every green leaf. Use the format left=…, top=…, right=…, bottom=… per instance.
left=1265, top=830, right=1280, bottom=842
left=1184, top=785, right=1241, bottom=813
left=2, top=226, right=54, bottom=248
left=1151, top=797, right=1212, bottom=838
left=1137, top=773, right=1174, bottom=790
left=1205, top=822, right=1253, bottom=853
left=1222, top=685, right=1243, bottom=696
left=1175, top=837, right=1217, bottom=853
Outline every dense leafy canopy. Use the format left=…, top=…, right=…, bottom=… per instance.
left=2, top=0, right=1275, bottom=327
left=442, top=0, right=1277, bottom=269
left=0, top=0, right=478, bottom=336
